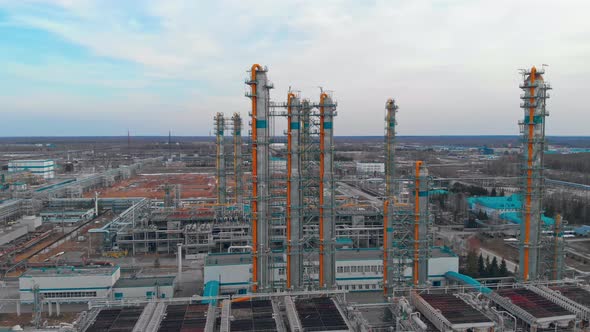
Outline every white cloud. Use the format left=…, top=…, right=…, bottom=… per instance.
left=1, top=0, right=590, bottom=135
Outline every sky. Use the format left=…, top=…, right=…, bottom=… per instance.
left=1, top=0, right=589, bottom=136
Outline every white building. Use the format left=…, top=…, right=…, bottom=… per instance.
left=270, top=157, right=287, bottom=171
left=8, top=160, right=55, bottom=179
left=204, top=247, right=459, bottom=293
left=356, top=162, right=385, bottom=174
left=112, top=276, right=175, bottom=300
left=19, top=266, right=120, bottom=302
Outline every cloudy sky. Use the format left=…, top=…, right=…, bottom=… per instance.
left=1, top=0, right=588, bottom=136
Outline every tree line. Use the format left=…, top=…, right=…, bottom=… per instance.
left=462, top=251, right=509, bottom=278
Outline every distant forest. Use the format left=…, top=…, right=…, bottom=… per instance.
left=1, top=135, right=590, bottom=148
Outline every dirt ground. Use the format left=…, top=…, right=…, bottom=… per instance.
left=0, top=312, right=78, bottom=328
left=83, top=173, right=217, bottom=199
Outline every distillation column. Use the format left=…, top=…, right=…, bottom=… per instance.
left=319, top=93, right=336, bottom=289
left=383, top=98, right=398, bottom=295
left=287, top=93, right=303, bottom=290
left=413, top=161, right=429, bottom=285
left=232, top=113, right=243, bottom=205
left=518, top=66, right=550, bottom=282
left=215, top=113, right=226, bottom=205
left=247, top=64, right=272, bottom=292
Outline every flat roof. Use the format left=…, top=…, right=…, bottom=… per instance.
left=22, top=265, right=119, bottom=278
left=496, top=288, right=573, bottom=319
left=419, top=293, right=493, bottom=326
left=86, top=307, right=144, bottom=332
left=296, top=297, right=348, bottom=331
left=114, top=276, right=175, bottom=288
left=550, top=286, right=590, bottom=308
left=230, top=299, right=278, bottom=331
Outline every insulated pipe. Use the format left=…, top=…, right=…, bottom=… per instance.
left=553, top=214, right=562, bottom=280
left=523, top=66, right=536, bottom=282
left=319, top=92, right=328, bottom=288
left=250, top=63, right=262, bottom=292
left=382, top=199, right=389, bottom=295
left=286, top=92, right=295, bottom=289
left=413, top=161, right=422, bottom=286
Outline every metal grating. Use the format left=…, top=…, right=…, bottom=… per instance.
left=86, top=307, right=144, bottom=332
left=158, top=304, right=210, bottom=332
left=497, top=288, right=571, bottom=319
left=230, top=300, right=278, bottom=332
left=419, top=293, right=492, bottom=325
left=295, top=297, right=348, bottom=331
left=549, top=286, right=590, bottom=308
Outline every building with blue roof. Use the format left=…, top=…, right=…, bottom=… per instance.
left=468, top=194, right=554, bottom=225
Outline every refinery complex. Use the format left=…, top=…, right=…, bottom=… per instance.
left=0, top=64, right=589, bottom=332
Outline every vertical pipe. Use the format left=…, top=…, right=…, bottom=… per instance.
left=553, top=214, right=561, bottom=280
left=523, top=66, right=536, bottom=282
left=319, top=92, right=328, bottom=287
left=286, top=92, right=295, bottom=289
left=383, top=199, right=389, bottom=295
left=250, top=64, right=262, bottom=292
left=413, top=161, right=422, bottom=286
left=233, top=113, right=242, bottom=205
left=177, top=243, right=183, bottom=284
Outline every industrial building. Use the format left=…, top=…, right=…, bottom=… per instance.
left=19, top=265, right=176, bottom=302
left=203, top=247, right=458, bottom=293
left=8, top=159, right=55, bottom=179
left=19, top=265, right=121, bottom=302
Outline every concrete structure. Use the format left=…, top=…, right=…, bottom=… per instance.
left=8, top=160, right=55, bottom=179
left=0, top=223, right=28, bottom=246
left=19, top=265, right=121, bottom=302
left=112, top=276, right=175, bottom=300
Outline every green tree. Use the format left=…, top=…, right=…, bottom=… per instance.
left=483, top=256, right=491, bottom=277
left=499, top=258, right=508, bottom=276
left=491, top=188, right=497, bottom=197
left=477, top=254, right=486, bottom=277
left=488, top=257, right=499, bottom=277
left=465, top=250, right=479, bottom=277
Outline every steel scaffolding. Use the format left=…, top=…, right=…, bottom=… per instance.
left=246, top=64, right=273, bottom=292
left=215, top=113, right=226, bottom=206
left=518, top=66, right=551, bottom=281
left=413, top=161, right=431, bottom=286
left=383, top=98, right=398, bottom=294
left=232, top=113, right=243, bottom=205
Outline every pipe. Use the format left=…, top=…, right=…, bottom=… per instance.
left=524, top=66, right=536, bottom=281
left=231, top=296, right=251, bottom=303
left=286, top=92, right=295, bottom=289
left=553, top=214, right=561, bottom=280
left=413, top=161, right=422, bottom=285
left=383, top=199, right=389, bottom=295
left=319, top=92, right=328, bottom=288
left=250, top=63, right=262, bottom=292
